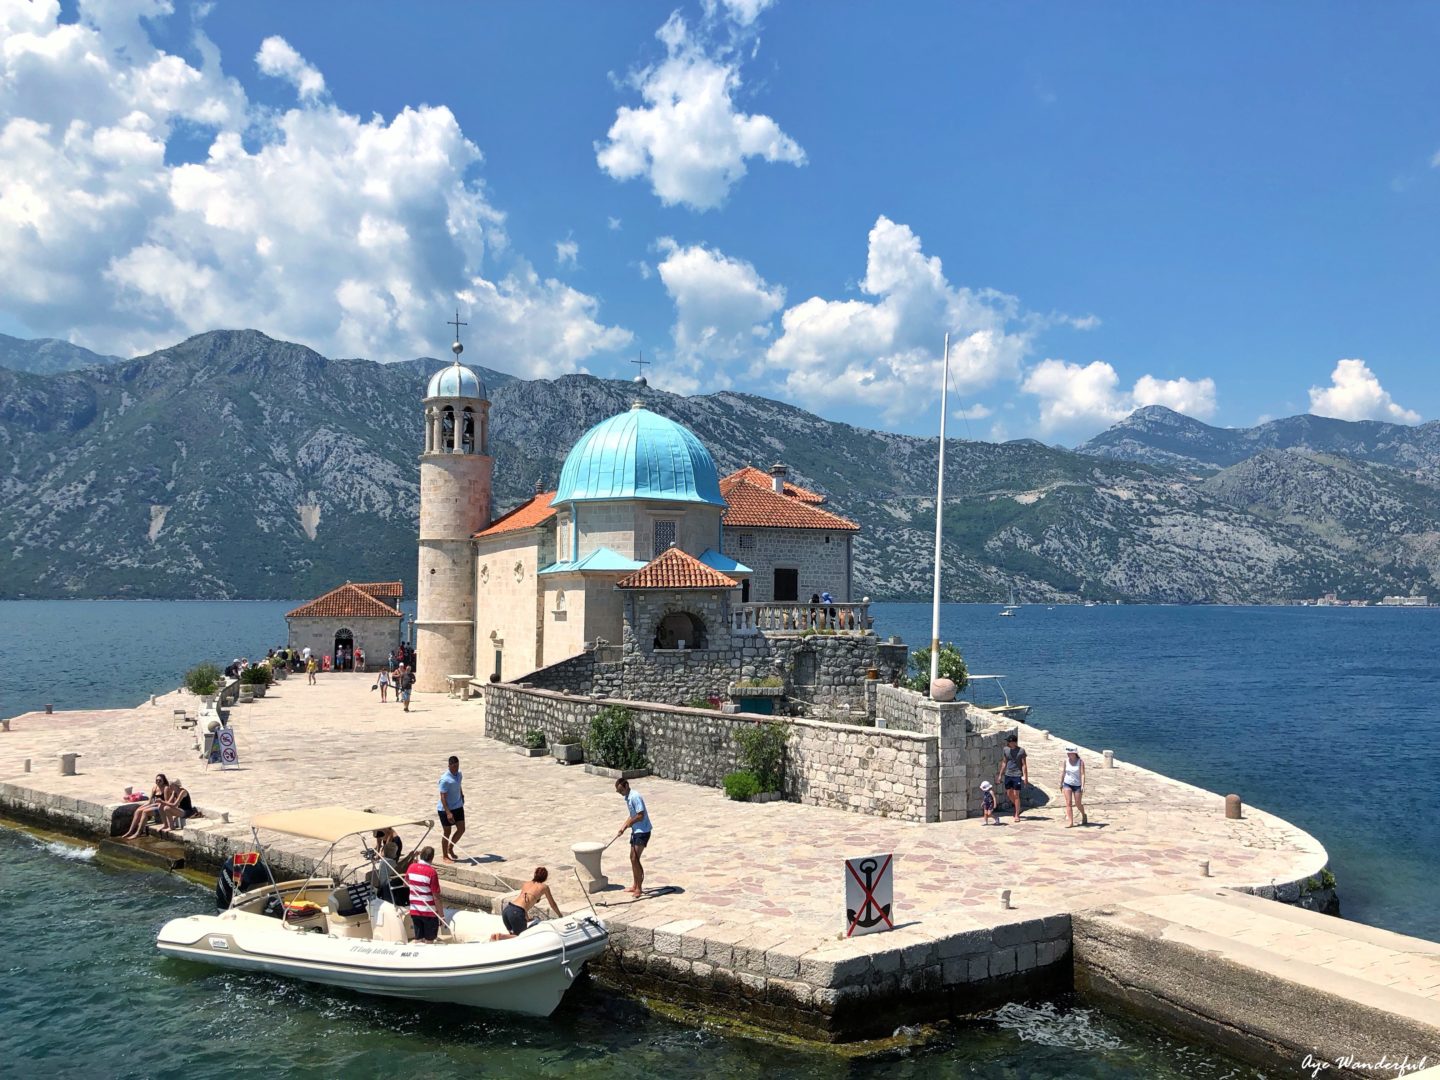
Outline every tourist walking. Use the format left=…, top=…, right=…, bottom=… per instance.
left=377, top=667, right=390, bottom=703
left=398, top=665, right=414, bottom=711
left=306, top=655, right=319, bottom=685
left=490, top=867, right=563, bottom=940
left=405, top=846, right=442, bottom=942
left=355, top=647, right=365, bottom=673
left=996, top=731, right=1028, bottom=822
left=1060, top=745, right=1087, bottom=827
left=979, top=779, right=997, bottom=825
left=436, top=755, right=465, bottom=862
left=614, top=778, right=652, bottom=896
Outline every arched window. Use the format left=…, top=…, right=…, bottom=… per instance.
left=441, top=406, right=455, bottom=452
left=461, top=407, right=475, bottom=453
left=653, top=611, right=706, bottom=651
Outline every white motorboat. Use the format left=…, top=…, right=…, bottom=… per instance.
left=962, top=674, right=1031, bottom=722
left=156, top=806, right=609, bottom=1017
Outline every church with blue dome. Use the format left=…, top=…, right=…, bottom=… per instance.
left=413, top=323, right=861, bottom=689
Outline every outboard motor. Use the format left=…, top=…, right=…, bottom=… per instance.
left=215, top=851, right=269, bottom=911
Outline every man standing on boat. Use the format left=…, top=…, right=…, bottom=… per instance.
left=437, top=756, right=466, bottom=863
left=614, top=779, right=651, bottom=896
left=406, top=846, right=442, bottom=942
left=997, top=731, right=1029, bottom=822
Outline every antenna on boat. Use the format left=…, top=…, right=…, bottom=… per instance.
left=929, top=332, right=950, bottom=693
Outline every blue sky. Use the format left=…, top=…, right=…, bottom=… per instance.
left=3, top=1, right=1438, bottom=441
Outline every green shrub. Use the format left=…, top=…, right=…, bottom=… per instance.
left=555, top=728, right=584, bottom=746
left=723, top=771, right=761, bottom=801
left=903, top=643, right=968, bottom=693
left=585, top=706, right=649, bottom=770
left=239, top=663, right=272, bottom=686
left=736, top=721, right=788, bottom=792
left=684, top=696, right=719, bottom=710
left=523, top=729, right=547, bottom=749
left=184, top=662, right=221, bottom=697
left=1319, top=868, right=1336, bottom=890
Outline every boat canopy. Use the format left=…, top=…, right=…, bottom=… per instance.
left=251, top=806, right=432, bottom=843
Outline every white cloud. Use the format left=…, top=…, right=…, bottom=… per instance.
left=655, top=237, right=784, bottom=392
left=1021, top=360, right=1217, bottom=435
left=703, top=0, right=776, bottom=27
left=0, top=1, right=630, bottom=370
left=595, top=13, right=804, bottom=211
left=951, top=404, right=993, bottom=421
left=255, top=36, right=324, bottom=100
left=1308, top=358, right=1420, bottom=424
left=555, top=236, right=579, bottom=268
left=765, top=215, right=1033, bottom=420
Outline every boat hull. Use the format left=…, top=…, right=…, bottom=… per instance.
left=156, top=910, right=608, bottom=1017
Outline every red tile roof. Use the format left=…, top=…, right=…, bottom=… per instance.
left=617, top=547, right=739, bottom=590
left=719, top=474, right=859, bottom=532
left=352, top=580, right=403, bottom=599
left=286, top=583, right=403, bottom=620
left=475, top=492, right=558, bottom=538
left=723, top=466, right=826, bottom=503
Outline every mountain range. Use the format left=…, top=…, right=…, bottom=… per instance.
left=2, top=330, right=1437, bottom=603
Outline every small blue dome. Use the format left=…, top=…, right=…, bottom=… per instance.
left=426, top=362, right=485, bottom=400
left=555, top=404, right=725, bottom=507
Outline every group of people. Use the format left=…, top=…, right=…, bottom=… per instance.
left=979, top=732, right=1088, bottom=828
left=119, top=774, right=201, bottom=838
left=391, top=756, right=654, bottom=944
left=373, top=663, right=416, bottom=709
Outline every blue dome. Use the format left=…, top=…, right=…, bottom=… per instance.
left=426, top=362, right=485, bottom=400
left=555, top=404, right=725, bottom=507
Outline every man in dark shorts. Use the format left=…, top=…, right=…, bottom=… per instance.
left=437, top=755, right=465, bottom=862
left=614, top=779, right=652, bottom=896
left=405, top=846, right=441, bottom=941
left=996, top=731, right=1029, bottom=822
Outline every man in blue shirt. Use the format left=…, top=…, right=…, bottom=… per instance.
left=613, top=778, right=652, bottom=896
left=437, top=755, right=465, bottom=863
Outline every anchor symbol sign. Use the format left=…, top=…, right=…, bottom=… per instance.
left=844, top=854, right=894, bottom=938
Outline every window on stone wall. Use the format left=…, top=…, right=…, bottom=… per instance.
left=738, top=533, right=754, bottom=551
left=653, top=519, right=677, bottom=558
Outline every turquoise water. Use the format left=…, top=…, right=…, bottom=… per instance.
left=0, top=828, right=1255, bottom=1078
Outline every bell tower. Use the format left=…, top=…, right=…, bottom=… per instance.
left=414, top=312, right=492, bottom=693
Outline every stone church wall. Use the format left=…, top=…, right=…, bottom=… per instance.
left=474, top=530, right=552, bottom=681
left=722, top=528, right=852, bottom=603
left=285, top=616, right=400, bottom=669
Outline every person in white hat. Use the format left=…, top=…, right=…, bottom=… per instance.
left=979, top=780, right=997, bottom=825
left=1060, top=745, right=1087, bottom=828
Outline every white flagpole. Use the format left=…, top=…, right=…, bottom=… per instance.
left=929, top=332, right=949, bottom=693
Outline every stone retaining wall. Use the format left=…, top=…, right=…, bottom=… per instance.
left=483, top=683, right=939, bottom=820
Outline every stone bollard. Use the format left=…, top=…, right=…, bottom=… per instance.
left=998, top=888, right=1012, bottom=910
left=1102, top=750, right=1114, bottom=768
left=1, top=718, right=9, bottom=732
left=45, top=704, right=53, bottom=714
left=571, top=841, right=610, bottom=894
left=1042, top=730, right=1051, bottom=740
left=24, top=758, right=32, bottom=773
left=1225, top=794, right=1243, bottom=819
left=58, top=752, right=81, bottom=776
left=1199, top=860, right=1211, bottom=877
left=221, top=812, right=230, bottom=824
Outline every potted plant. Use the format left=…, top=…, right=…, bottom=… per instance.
left=519, top=729, right=548, bottom=757
left=240, top=664, right=272, bottom=698
left=583, top=706, right=650, bottom=779
left=552, top=727, right=585, bottom=765
left=184, top=663, right=221, bottom=707
left=734, top=720, right=789, bottom=802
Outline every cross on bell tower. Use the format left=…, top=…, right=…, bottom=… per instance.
left=448, top=310, right=468, bottom=358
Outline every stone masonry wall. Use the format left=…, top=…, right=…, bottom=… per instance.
left=484, top=683, right=938, bottom=821
left=285, top=615, right=399, bottom=669
left=722, top=527, right=852, bottom=603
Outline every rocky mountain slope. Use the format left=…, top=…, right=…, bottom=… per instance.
left=0, top=334, right=119, bottom=375
left=1, top=331, right=1434, bottom=602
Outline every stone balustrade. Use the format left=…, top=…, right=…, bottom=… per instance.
left=730, top=601, right=871, bottom=636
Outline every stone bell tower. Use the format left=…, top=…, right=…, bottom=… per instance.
left=414, top=313, right=492, bottom=693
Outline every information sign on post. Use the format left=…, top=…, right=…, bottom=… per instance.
left=217, top=727, right=240, bottom=770
left=844, top=853, right=894, bottom=937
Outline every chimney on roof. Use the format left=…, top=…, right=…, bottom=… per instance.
left=534, top=477, right=545, bottom=496
left=770, top=462, right=788, bottom=495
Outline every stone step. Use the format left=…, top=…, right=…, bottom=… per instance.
left=100, top=836, right=185, bottom=870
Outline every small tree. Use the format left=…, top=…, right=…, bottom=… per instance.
left=184, top=662, right=221, bottom=697
left=735, top=720, right=789, bottom=793
left=586, top=706, right=649, bottom=770
left=903, top=643, right=968, bottom=693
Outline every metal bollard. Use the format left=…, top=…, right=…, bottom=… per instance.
left=1225, top=794, right=1243, bottom=819
left=998, top=888, right=1012, bottom=910
left=1102, top=750, right=1114, bottom=768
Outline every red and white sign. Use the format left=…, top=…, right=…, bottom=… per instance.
left=844, top=853, right=894, bottom=937
left=217, top=727, right=240, bottom=770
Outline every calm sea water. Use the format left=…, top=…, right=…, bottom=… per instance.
left=2, top=599, right=1436, bottom=1077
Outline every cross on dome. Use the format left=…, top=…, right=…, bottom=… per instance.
left=448, top=310, right=468, bottom=357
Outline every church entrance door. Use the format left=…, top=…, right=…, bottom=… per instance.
left=773, top=568, right=799, bottom=602
left=334, top=629, right=354, bottom=671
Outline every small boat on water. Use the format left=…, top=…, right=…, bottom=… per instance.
left=156, top=806, right=609, bottom=1017
left=999, top=586, right=1019, bottom=616
left=963, top=674, right=1031, bottom=722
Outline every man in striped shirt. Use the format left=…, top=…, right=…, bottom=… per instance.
left=406, top=845, right=442, bottom=942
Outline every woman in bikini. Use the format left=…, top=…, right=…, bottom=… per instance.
left=121, top=774, right=170, bottom=839
left=490, top=867, right=563, bottom=940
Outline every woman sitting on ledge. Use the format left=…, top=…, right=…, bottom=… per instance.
left=490, top=868, right=563, bottom=940
left=120, top=774, right=170, bottom=840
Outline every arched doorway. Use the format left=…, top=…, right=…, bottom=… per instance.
left=334, top=628, right=354, bottom=671
left=654, top=611, right=706, bottom=650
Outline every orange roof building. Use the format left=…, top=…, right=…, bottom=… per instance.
left=617, top=547, right=740, bottom=590
left=286, top=583, right=404, bottom=669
